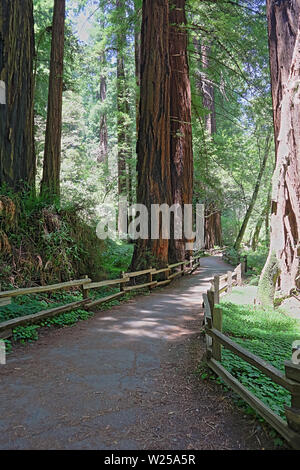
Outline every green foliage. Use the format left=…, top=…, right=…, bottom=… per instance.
left=0, top=190, right=106, bottom=286
left=101, top=239, right=134, bottom=278
left=13, top=325, right=40, bottom=343
left=223, top=247, right=240, bottom=266
left=242, top=245, right=268, bottom=275
left=219, top=301, right=300, bottom=418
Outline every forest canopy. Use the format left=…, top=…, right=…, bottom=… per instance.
left=0, top=0, right=299, bottom=306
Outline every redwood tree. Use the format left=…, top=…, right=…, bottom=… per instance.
left=40, top=0, right=65, bottom=200
left=168, top=0, right=194, bottom=262
left=98, top=53, right=108, bottom=165
left=194, top=38, right=221, bottom=250
left=267, top=0, right=300, bottom=156
left=131, top=0, right=171, bottom=269
left=258, top=2, right=300, bottom=305
left=0, top=0, right=35, bottom=191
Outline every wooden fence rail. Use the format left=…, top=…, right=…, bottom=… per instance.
left=0, top=254, right=202, bottom=339
left=202, top=264, right=300, bottom=450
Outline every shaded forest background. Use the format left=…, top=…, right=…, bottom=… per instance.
left=0, top=0, right=298, bottom=306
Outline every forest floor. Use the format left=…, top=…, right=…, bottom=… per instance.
left=0, top=256, right=279, bottom=450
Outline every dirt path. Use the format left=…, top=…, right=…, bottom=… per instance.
left=0, top=256, right=276, bottom=450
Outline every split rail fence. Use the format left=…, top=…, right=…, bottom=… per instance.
left=0, top=255, right=201, bottom=340
left=203, top=263, right=300, bottom=450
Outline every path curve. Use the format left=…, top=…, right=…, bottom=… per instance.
left=0, top=256, right=275, bottom=450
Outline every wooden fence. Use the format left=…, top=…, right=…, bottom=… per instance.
left=0, top=255, right=201, bottom=340
left=203, top=264, right=300, bottom=450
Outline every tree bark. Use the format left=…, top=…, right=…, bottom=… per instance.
left=205, top=205, right=222, bottom=249
left=267, top=0, right=300, bottom=157
left=0, top=0, right=35, bottom=191
left=194, top=37, right=220, bottom=249
left=168, top=0, right=193, bottom=262
left=258, top=12, right=300, bottom=305
left=134, top=1, right=141, bottom=134
left=117, top=53, right=128, bottom=198
left=40, top=0, right=65, bottom=201
left=131, top=0, right=171, bottom=270
left=98, top=54, right=108, bottom=165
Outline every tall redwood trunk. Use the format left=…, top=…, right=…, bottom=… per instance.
left=194, top=38, right=220, bottom=249
left=98, top=54, right=108, bottom=165
left=134, top=2, right=141, bottom=134
left=267, top=0, right=300, bottom=157
left=168, top=0, right=193, bottom=262
left=117, top=53, right=128, bottom=198
left=258, top=7, right=300, bottom=305
left=0, top=0, right=35, bottom=191
left=200, top=43, right=216, bottom=135
left=41, top=0, right=65, bottom=200
left=205, top=205, right=222, bottom=249
left=131, top=0, right=171, bottom=270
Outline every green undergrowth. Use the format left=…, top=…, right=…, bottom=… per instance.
left=0, top=188, right=108, bottom=286
left=214, top=301, right=300, bottom=419
left=1, top=282, right=146, bottom=351
left=223, top=245, right=269, bottom=286
left=100, top=239, right=134, bottom=278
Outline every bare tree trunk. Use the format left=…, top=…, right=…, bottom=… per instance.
left=267, top=0, right=300, bottom=157
left=134, top=1, right=141, bottom=134
left=0, top=0, right=35, bottom=191
left=258, top=11, right=300, bottom=305
left=194, top=37, right=220, bottom=249
left=131, top=0, right=171, bottom=270
left=168, top=0, right=193, bottom=262
left=234, top=133, right=271, bottom=251
left=98, top=54, right=108, bottom=165
left=200, top=43, right=216, bottom=135
left=117, top=53, right=128, bottom=198
left=205, top=205, right=222, bottom=249
left=41, top=0, right=65, bottom=201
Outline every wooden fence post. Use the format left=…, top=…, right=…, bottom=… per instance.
left=189, top=256, right=193, bottom=270
left=120, top=271, right=126, bottom=292
left=82, top=275, right=90, bottom=300
left=149, top=267, right=153, bottom=291
left=285, top=351, right=300, bottom=434
left=181, top=263, right=184, bottom=276
left=207, top=289, right=214, bottom=316
left=227, top=271, right=232, bottom=294
left=212, top=306, right=222, bottom=361
left=213, top=275, right=220, bottom=305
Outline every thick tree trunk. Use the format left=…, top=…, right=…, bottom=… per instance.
left=117, top=54, right=128, bottom=198
left=168, top=0, right=193, bottom=262
left=41, top=0, right=65, bottom=200
left=131, top=0, right=171, bottom=270
left=205, top=205, right=222, bottom=250
left=134, top=2, right=141, bottom=134
left=98, top=55, right=108, bottom=165
left=200, top=43, right=216, bottom=135
left=194, top=37, right=220, bottom=248
left=234, top=133, right=271, bottom=251
left=267, top=0, right=300, bottom=157
left=0, top=0, right=35, bottom=191
left=258, top=14, right=300, bottom=305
